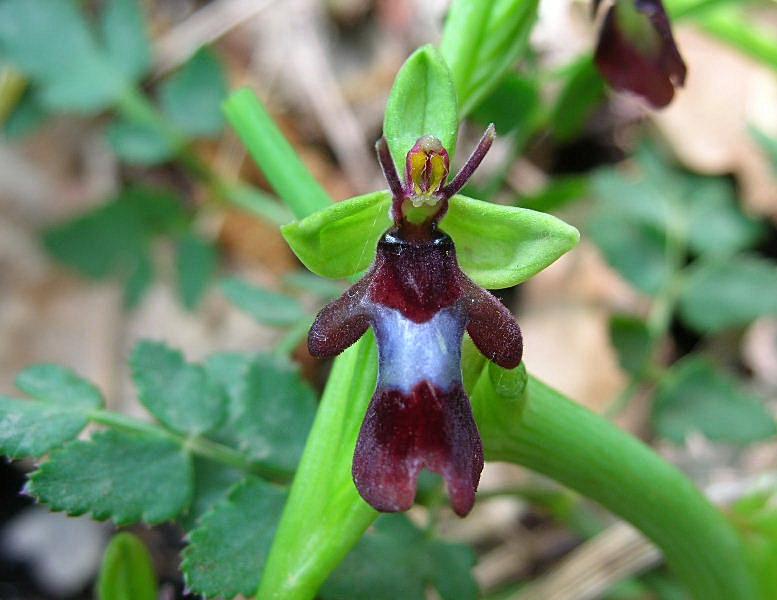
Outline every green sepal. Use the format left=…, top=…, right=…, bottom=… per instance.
left=282, top=192, right=579, bottom=289
left=383, top=45, right=458, bottom=170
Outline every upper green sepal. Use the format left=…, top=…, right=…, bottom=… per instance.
left=384, top=45, right=459, bottom=171
left=281, top=192, right=579, bottom=289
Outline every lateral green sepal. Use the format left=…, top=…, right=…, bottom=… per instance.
left=282, top=193, right=579, bottom=289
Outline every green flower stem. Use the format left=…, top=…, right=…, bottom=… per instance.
left=115, top=86, right=292, bottom=225
left=222, top=89, right=334, bottom=219
left=257, top=334, right=379, bottom=600
left=472, top=371, right=758, bottom=600
left=88, top=409, right=292, bottom=484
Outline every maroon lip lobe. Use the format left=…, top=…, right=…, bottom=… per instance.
left=352, top=381, right=483, bottom=517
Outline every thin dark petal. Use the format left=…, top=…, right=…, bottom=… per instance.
left=443, top=124, right=496, bottom=200
left=353, top=381, right=483, bottom=517
left=375, top=137, right=406, bottom=220
left=463, top=283, right=523, bottom=369
left=308, top=278, right=371, bottom=357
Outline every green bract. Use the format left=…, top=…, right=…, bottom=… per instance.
left=282, top=192, right=579, bottom=289
left=97, top=533, right=158, bottom=600
left=383, top=45, right=459, bottom=170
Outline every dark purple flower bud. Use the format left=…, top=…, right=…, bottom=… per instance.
left=594, top=0, right=687, bottom=108
left=308, top=127, right=522, bottom=517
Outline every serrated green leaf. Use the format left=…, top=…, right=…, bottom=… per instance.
left=122, top=248, right=153, bottom=309
left=204, top=352, right=252, bottom=418
left=160, top=49, right=227, bottom=137
left=230, top=354, right=316, bottom=471
left=684, top=177, right=763, bottom=257
left=652, top=357, right=777, bottom=445
left=28, top=429, right=193, bottom=525
left=678, top=254, right=777, bottom=332
left=16, top=364, right=104, bottom=409
left=44, top=187, right=186, bottom=307
left=43, top=198, right=148, bottom=280
left=0, top=365, right=103, bottom=458
left=124, top=186, right=189, bottom=234
left=591, top=150, right=762, bottom=271
left=282, top=192, right=579, bottom=289
left=97, top=532, right=158, bottom=600
left=383, top=45, right=458, bottom=170
left=220, top=278, right=306, bottom=326
left=99, top=0, right=151, bottom=82
left=182, top=477, right=286, bottom=599
left=0, top=396, right=89, bottom=459
left=322, top=514, right=477, bottom=600
left=180, top=459, right=244, bottom=531
left=131, top=340, right=226, bottom=435
left=588, top=210, right=670, bottom=295
left=202, top=352, right=253, bottom=449
left=106, top=120, right=175, bottom=165
left=0, top=0, right=122, bottom=112
left=440, top=0, right=540, bottom=115
left=177, top=233, right=217, bottom=310
left=609, top=315, right=652, bottom=377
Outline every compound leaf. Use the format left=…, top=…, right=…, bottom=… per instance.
left=131, top=341, right=226, bottom=435
left=28, top=429, right=193, bottom=525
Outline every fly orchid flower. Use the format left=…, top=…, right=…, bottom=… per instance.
left=593, top=0, right=687, bottom=108
left=308, top=126, right=522, bottom=517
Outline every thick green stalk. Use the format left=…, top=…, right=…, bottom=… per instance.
left=470, top=363, right=758, bottom=600
left=222, top=89, right=333, bottom=219
left=257, top=334, right=379, bottom=599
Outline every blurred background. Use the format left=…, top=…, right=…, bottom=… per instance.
left=1, top=0, right=777, bottom=598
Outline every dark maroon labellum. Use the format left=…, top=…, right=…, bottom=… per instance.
left=308, top=126, right=522, bottom=517
left=594, top=0, right=687, bottom=108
